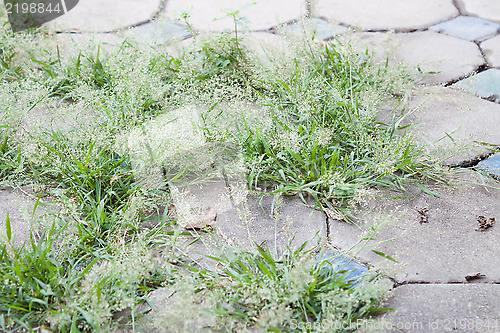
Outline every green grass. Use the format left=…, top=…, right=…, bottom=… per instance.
left=0, top=14, right=449, bottom=332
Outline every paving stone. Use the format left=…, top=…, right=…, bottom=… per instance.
left=164, top=0, right=307, bottom=32
left=477, top=153, right=500, bottom=178
left=45, top=0, right=162, bottom=32
left=279, top=18, right=348, bottom=41
left=379, top=284, right=500, bottom=332
left=377, top=86, right=500, bottom=166
left=349, top=31, right=483, bottom=85
left=454, top=68, right=500, bottom=101
left=461, top=0, right=500, bottom=24
left=481, top=34, right=500, bottom=67
left=126, top=21, right=190, bottom=44
left=329, top=169, right=500, bottom=284
left=430, top=16, right=500, bottom=41
left=312, top=0, right=458, bottom=31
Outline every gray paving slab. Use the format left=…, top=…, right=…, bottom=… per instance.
left=164, top=0, right=306, bottom=32
left=454, top=68, right=500, bottom=101
left=44, top=0, right=162, bottom=32
left=461, top=0, right=500, bottom=24
left=312, top=0, right=458, bottom=31
left=377, top=86, right=500, bottom=166
left=378, top=284, right=500, bottom=333
left=348, top=31, right=483, bottom=85
left=329, top=169, right=500, bottom=283
left=172, top=179, right=326, bottom=252
left=481, top=34, right=500, bottom=67
left=430, top=16, right=500, bottom=41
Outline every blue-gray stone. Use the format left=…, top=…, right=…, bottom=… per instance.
left=430, top=16, right=500, bottom=41
left=281, top=18, right=348, bottom=40
left=454, top=69, right=500, bottom=101
left=477, top=153, right=500, bottom=178
left=129, top=22, right=190, bottom=43
left=316, top=250, right=368, bottom=288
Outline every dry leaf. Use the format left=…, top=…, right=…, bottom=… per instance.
left=475, top=216, right=495, bottom=231
left=465, top=272, right=485, bottom=281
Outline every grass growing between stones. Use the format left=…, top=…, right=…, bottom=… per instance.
left=0, top=17, right=447, bottom=332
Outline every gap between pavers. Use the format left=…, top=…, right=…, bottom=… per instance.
left=328, top=169, right=500, bottom=284
left=375, top=284, right=500, bottom=333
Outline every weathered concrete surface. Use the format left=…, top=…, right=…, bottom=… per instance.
left=377, top=86, right=500, bottom=166
left=329, top=169, right=500, bottom=283
left=45, top=0, right=162, bottom=32
left=481, top=34, right=500, bottom=68
left=379, top=284, right=500, bottom=332
left=350, top=31, right=483, bottom=85
left=165, top=0, right=307, bottom=32
left=312, top=0, right=458, bottom=31
left=461, top=0, right=500, bottom=24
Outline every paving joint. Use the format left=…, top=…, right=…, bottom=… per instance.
left=452, top=0, right=465, bottom=15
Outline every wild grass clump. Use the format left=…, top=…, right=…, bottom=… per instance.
left=0, top=11, right=449, bottom=332
left=146, top=243, right=391, bottom=333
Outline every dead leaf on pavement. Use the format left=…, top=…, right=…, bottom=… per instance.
left=475, top=216, right=495, bottom=231
left=465, top=272, right=485, bottom=282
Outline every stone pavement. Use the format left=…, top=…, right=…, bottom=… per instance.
left=2, top=0, right=500, bottom=332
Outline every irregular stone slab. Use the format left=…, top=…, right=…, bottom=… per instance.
left=461, top=0, right=500, bottom=24
left=379, top=284, right=500, bottom=333
left=454, top=68, right=500, bottom=101
left=481, top=34, right=500, bottom=67
left=164, top=0, right=307, bottom=32
left=329, top=170, right=500, bottom=283
left=312, top=0, right=458, bottom=31
left=377, top=86, right=500, bottom=166
left=280, top=18, right=348, bottom=41
left=45, top=0, right=162, bottom=32
left=126, top=22, right=190, bottom=44
left=477, top=153, right=500, bottom=179
left=430, top=16, right=500, bottom=41
left=349, top=31, right=483, bottom=84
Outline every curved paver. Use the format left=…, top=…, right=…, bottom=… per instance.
left=164, top=0, right=307, bottom=32
left=312, top=0, right=458, bottom=31
left=461, top=0, right=500, bottom=24
left=350, top=31, right=483, bottom=84
left=45, top=0, right=162, bottom=32
left=378, top=86, right=500, bottom=165
left=481, top=34, right=500, bottom=67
